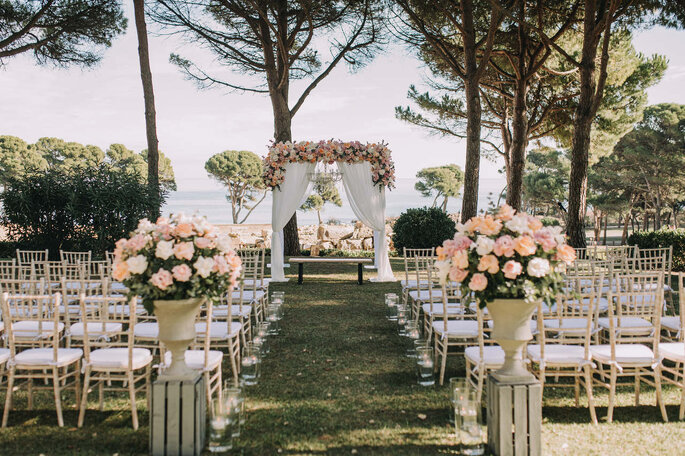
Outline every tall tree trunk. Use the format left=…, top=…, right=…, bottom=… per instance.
left=603, top=213, right=608, bottom=245
left=621, top=211, right=631, bottom=245
left=133, top=0, right=160, bottom=220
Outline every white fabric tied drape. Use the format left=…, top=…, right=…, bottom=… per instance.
left=338, top=161, right=395, bottom=282
left=271, top=162, right=316, bottom=281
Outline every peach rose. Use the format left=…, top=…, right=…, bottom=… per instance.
left=449, top=267, right=468, bottom=283
left=173, top=241, right=195, bottom=261
left=126, top=234, right=148, bottom=252
left=477, top=254, right=500, bottom=274
left=436, top=246, right=447, bottom=261
left=555, top=244, right=576, bottom=265
left=462, top=216, right=482, bottom=233
left=527, top=216, right=543, bottom=232
left=195, top=237, right=214, bottom=249
left=453, top=235, right=473, bottom=250
left=468, top=273, right=488, bottom=291
left=534, top=228, right=557, bottom=252
left=175, top=223, right=194, bottom=238
left=513, top=235, right=537, bottom=256
left=478, top=216, right=503, bottom=236
left=213, top=255, right=231, bottom=275
left=150, top=268, right=173, bottom=290
left=502, top=260, right=523, bottom=279
left=452, top=249, right=470, bottom=269
left=497, top=204, right=516, bottom=221
left=172, top=264, right=192, bottom=282
left=493, top=235, right=515, bottom=257
left=112, top=261, right=130, bottom=281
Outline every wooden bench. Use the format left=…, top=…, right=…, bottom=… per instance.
left=289, top=257, right=374, bottom=285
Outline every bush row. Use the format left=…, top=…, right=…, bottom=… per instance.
left=628, top=229, right=685, bottom=272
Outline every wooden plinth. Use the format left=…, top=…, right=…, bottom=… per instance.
left=486, top=374, right=542, bottom=456
left=150, top=374, right=206, bottom=456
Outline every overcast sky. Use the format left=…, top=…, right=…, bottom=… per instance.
left=1, top=13, right=684, bottom=192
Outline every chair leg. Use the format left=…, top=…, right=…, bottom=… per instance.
left=539, top=368, right=546, bottom=404
left=439, top=339, right=447, bottom=386
left=27, top=377, right=33, bottom=410
left=74, top=362, right=81, bottom=408
left=146, top=365, right=152, bottom=412
left=78, top=367, right=91, bottom=428
left=679, top=380, right=684, bottom=421
left=204, top=371, right=212, bottom=408
left=98, top=379, right=104, bottom=411
left=229, top=338, right=240, bottom=387
left=635, top=374, right=641, bottom=406
left=574, top=374, right=580, bottom=407
left=607, top=366, right=617, bottom=423
left=128, top=372, right=139, bottom=431
left=584, top=366, right=598, bottom=425
left=53, top=367, right=64, bottom=427
left=654, top=367, right=668, bottom=422
left=2, top=368, right=15, bottom=427
left=476, top=366, right=485, bottom=404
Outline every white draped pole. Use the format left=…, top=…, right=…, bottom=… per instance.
left=270, top=162, right=316, bottom=281
left=338, top=161, right=395, bottom=282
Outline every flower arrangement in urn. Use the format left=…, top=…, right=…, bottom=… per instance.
left=434, top=204, right=576, bottom=307
left=112, top=213, right=242, bottom=314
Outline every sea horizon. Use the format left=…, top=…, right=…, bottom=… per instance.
left=162, top=176, right=507, bottom=225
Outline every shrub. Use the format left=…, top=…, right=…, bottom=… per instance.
left=0, top=165, right=166, bottom=257
left=392, top=207, right=456, bottom=253
left=541, top=217, right=561, bottom=227
left=628, top=229, right=685, bottom=272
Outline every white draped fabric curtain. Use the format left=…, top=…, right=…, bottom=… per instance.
left=270, top=162, right=316, bottom=281
left=338, top=161, right=395, bottom=282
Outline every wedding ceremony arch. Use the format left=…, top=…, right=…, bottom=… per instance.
left=264, top=140, right=397, bottom=282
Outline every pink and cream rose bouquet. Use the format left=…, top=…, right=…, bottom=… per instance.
left=112, top=214, right=242, bottom=314
left=435, top=205, right=576, bottom=308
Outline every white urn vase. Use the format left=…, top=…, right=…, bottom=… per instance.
left=153, top=298, right=204, bottom=379
left=487, top=298, right=538, bottom=384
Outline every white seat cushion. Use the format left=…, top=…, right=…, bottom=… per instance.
left=12, top=320, right=64, bottom=339
left=597, top=317, right=654, bottom=335
left=108, top=304, right=145, bottom=315
left=527, top=344, right=588, bottom=366
left=196, top=321, right=242, bottom=339
left=133, top=322, right=159, bottom=339
left=422, top=303, right=463, bottom=316
left=661, top=316, right=682, bottom=333
left=14, top=347, right=82, bottom=367
left=0, top=348, right=10, bottom=365
left=465, top=346, right=505, bottom=367
left=489, top=319, right=539, bottom=334
left=231, top=290, right=265, bottom=302
left=432, top=320, right=478, bottom=338
left=409, top=289, right=444, bottom=302
left=590, top=344, right=655, bottom=365
left=88, top=347, right=152, bottom=370
left=69, top=322, right=123, bottom=338
left=163, top=350, right=223, bottom=370
left=243, top=278, right=271, bottom=288
left=660, top=342, right=685, bottom=362
left=213, top=305, right=252, bottom=319
left=58, top=304, right=82, bottom=315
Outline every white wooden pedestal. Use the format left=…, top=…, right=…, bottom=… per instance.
left=150, top=374, right=206, bottom=456
left=486, top=374, right=542, bottom=456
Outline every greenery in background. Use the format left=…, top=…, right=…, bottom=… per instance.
left=392, top=207, right=456, bottom=253
left=522, top=148, right=570, bottom=217
left=0, top=136, right=176, bottom=193
left=1, top=261, right=684, bottom=455
left=0, top=165, right=165, bottom=257
left=414, top=164, right=464, bottom=212
left=300, top=181, right=343, bottom=225
left=205, top=150, right=267, bottom=224
left=628, top=229, right=685, bottom=272
left=0, top=0, right=126, bottom=68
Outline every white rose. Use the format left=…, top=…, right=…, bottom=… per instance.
left=434, top=260, right=451, bottom=285
left=194, top=257, right=215, bottom=278
left=505, top=214, right=530, bottom=234
left=475, top=236, right=495, bottom=255
left=126, top=255, right=148, bottom=275
left=549, top=226, right=566, bottom=245
left=193, top=217, right=213, bottom=234
left=527, top=258, right=550, bottom=278
left=215, top=235, right=233, bottom=253
left=155, top=240, right=174, bottom=260
left=137, top=218, right=154, bottom=233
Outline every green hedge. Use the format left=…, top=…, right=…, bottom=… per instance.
left=392, top=207, right=456, bottom=253
left=628, top=229, right=685, bottom=272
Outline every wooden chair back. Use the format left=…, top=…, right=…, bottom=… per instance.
left=403, top=247, right=434, bottom=286
left=60, top=250, right=92, bottom=266
left=1, top=292, right=63, bottom=352
left=79, top=295, right=136, bottom=368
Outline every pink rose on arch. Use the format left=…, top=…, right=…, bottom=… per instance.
left=173, top=241, right=195, bottom=261
left=195, top=237, right=214, bottom=249
left=172, top=264, right=192, bottom=282
left=453, top=234, right=473, bottom=251
left=468, top=273, right=488, bottom=291
left=502, top=260, right=523, bottom=279
left=449, top=267, right=468, bottom=283
left=533, top=228, right=557, bottom=252
left=150, top=268, right=173, bottom=290
left=493, top=235, right=515, bottom=257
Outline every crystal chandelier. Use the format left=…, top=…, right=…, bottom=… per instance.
left=307, top=162, right=343, bottom=185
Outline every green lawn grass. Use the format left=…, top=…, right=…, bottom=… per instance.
left=0, top=259, right=683, bottom=455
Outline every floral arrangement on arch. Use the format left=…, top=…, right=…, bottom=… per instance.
left=112, top=214, right=242, bottom=314
left=262, top=140, right=396, bottom=189
left=434, top=205, right=576, bottom=308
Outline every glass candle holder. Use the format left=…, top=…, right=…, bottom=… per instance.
left=241, top=343, right=260, bottom=386
left=208, top=398, right=233, bottom=453
left=404, top=321, right=421, bottom=358
left=416, top=346, right=435, bottom=386
left=267, top=305, right=280, bottom=335
left=386, top=302, right=399, bottom=321
left=385, top=293, right=398, bottom=306
left=448, top=377, right=469, bottom=426
left=256, top=322, right=270, bottom=355
left=222, top=387, right=244, bottom=438
left=413, top=339, right=430, bottom=360
left=397, top=306, right=409, bottom=336
left=457, top=398, right=486, bottom=456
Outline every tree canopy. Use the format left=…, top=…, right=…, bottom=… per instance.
left=205, top=150, right=266, bottom=224
left=0, top=0, right=126, bottom=67
left=414, top=164, right=464, bottom=212
left=300, top=180, right=343, bottom=225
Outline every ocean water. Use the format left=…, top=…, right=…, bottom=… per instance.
left=162, top=177, right=507, bottom=225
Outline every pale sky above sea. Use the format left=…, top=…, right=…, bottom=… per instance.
left=1, top=8, right=684, bottom=200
